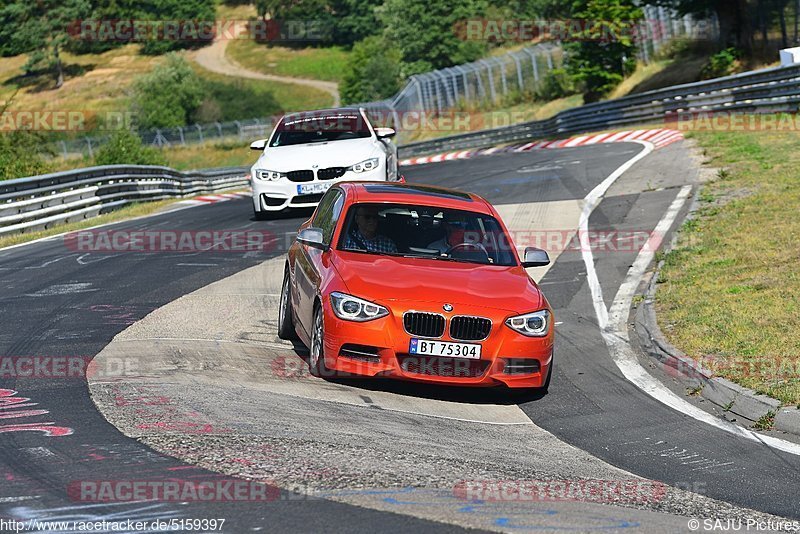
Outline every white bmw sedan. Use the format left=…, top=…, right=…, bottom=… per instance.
left=249, top=108, right=398, bottom=218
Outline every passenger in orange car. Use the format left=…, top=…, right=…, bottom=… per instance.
left=343, top=205, right=398, bottom=253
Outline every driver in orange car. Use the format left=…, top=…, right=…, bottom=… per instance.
left=427, top=216, right=472, bottom=253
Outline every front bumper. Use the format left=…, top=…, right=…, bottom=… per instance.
left=251, top=166, right=387, bottom=212
left=320, top=300, right=554, bottom=388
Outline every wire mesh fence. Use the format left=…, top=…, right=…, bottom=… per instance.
left=637, top=5, right=719, bottom=63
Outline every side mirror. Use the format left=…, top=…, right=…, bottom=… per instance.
left=522, top=247, right=550, bottom=268
left=375, top=127, right=396, bottom=139
left=250, top=139, right=267, bottom=151
left=297, top=227, right=327, bottom=250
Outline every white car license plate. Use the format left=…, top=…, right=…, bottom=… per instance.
left=297, top=183, right=332, bottom=195
left=409, top=339, right=481, bottom=359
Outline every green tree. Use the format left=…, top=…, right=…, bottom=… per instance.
left=131, top=54, right=204, bottom=129
left=341, top=36, right=403, bottom=103
left=94, top=130, right=167, bottom=166
left=0, top=0, right=90, bottom=87
left=330, top=0, right=381, bottom=46
left=379, top=0, right=488, bottom=74
left=135, top=0, right=217, bottom=55
left=566, top=0, right=642, bottom=103
left=254, top=0, right=334, bottom=44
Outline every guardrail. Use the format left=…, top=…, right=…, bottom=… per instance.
left=0, top=165, right=249, bottom=237
left=398, top=63, right=800, bottom=157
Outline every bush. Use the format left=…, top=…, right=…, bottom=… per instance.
left=341, top=36, right=403, bottom=104
left=0, top=131, right=52, bottom=180
left=194, top=78, right=282, bottom=123
left=534, top=68, right=577, bottom=101
left=94, top=130, right=167, bottom=166
left=132, top=54, right=204, bottom=129
left=701, top=48, right=740, bottom=80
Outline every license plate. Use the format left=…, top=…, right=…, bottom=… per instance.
left=409, top=339, right=481, bottom=359
left=297, top=183, right=332, bottom=195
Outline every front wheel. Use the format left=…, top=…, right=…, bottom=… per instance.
left=309, top=306, right=331, bottom=377
left=253, top=208, right=273, bottom=221
left=277, top=268, right=297, bottom=340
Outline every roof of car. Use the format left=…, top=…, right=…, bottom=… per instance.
left=282, top=108, right=363, bottom=122
left=339, top=182, right=493, bottom=214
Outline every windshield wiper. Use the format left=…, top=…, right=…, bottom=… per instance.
left=401, top=253, right=492, bottom=265
left=341, top=248, right=400, bottom=257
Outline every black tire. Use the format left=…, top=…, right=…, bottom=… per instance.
left=253, top=209, right=272, bottom=221
left=277, top=267, right=297, bottom=340
left=308, top=305, right=331, bottom=377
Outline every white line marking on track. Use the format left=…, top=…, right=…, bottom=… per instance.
left=578, top=149, right=800, bottom=457
left=578, top=141, right=655, bottom=328
left=23, top=254, right=79, bottom=269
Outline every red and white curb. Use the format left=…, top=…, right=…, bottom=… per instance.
left=399, top=129, right=684, bottom=167
left=176, top=191, right=251, bottom=207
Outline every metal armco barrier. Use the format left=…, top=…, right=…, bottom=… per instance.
left=397, top=63, right=800, bottom=157
left=0, top=165, right=249, bottom=237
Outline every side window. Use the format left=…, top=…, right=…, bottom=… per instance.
left=312, top=189, right=343, bottom=245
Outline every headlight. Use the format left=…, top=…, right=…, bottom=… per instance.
left=255, top=169, right=286, bottom=181
left=349, top=158, right=379, bottom=173
left=505, top=310, right=550, bottom=337
left=330, top=292, right=389, bottom=322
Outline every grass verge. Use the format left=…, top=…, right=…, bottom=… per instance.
left=227, top=39, right=350, bottom=83
left=655, top=123, right=800, bottom=405
left=191, top=66, right=333, bottom=115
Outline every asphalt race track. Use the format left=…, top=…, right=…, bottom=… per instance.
left=1, top=140, right=798, bottom=533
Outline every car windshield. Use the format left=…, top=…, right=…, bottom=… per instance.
left=337, top=203, right=518, bottom=267
left=269, top=113, right=371, bottom=147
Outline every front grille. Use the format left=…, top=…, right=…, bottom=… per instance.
left=450, top=316, right=492, bottom=341
left=317, top=167, right=346, bottom=180
left=286, top=170, right=314, bottom=182
left=403, top=312, right=445, bottom=338
left=291, top=193, right=324, bottom=204
left=398, top=355, right=490, bottom=378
